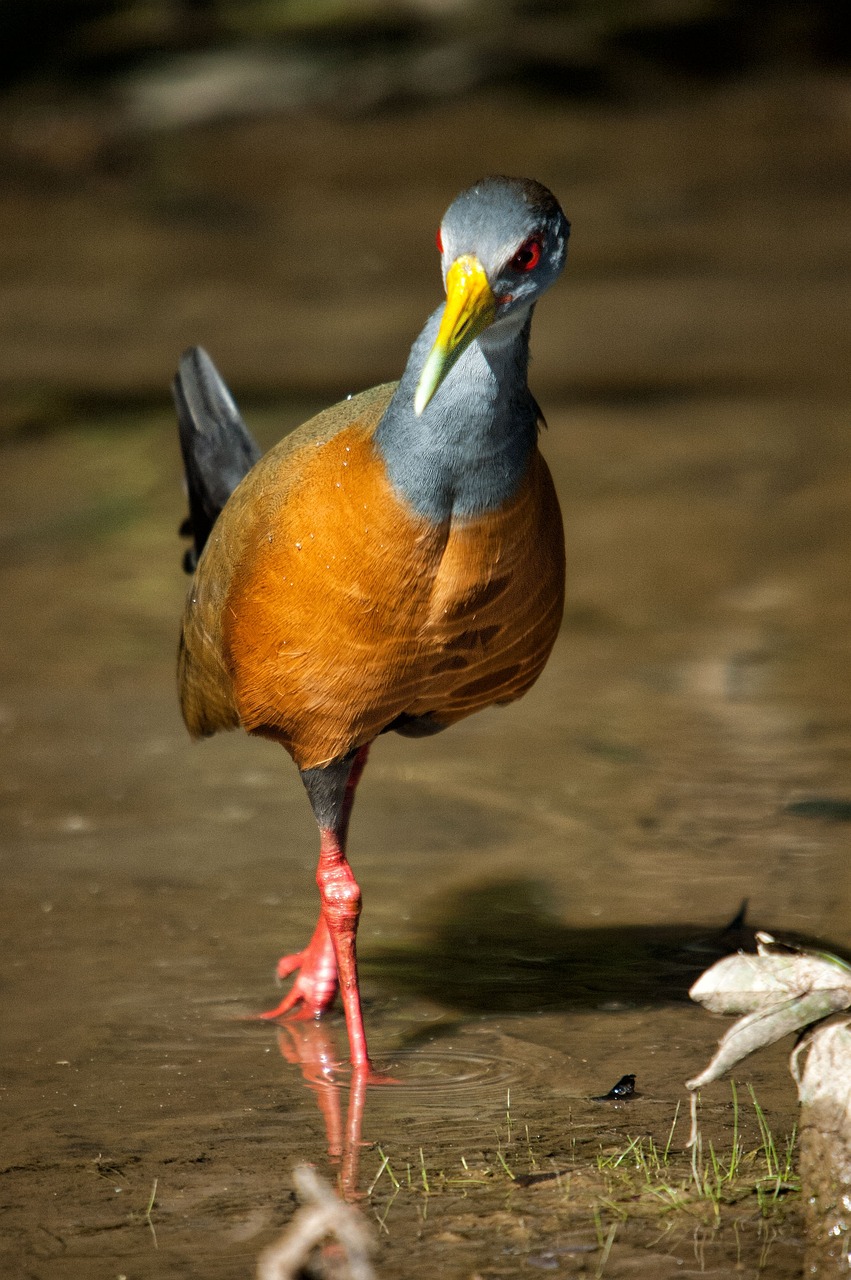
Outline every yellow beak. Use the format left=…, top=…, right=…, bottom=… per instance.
left=414, top=255, right=497, bottom=416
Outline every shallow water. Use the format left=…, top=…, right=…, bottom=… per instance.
left=2, top=385, right=849, bottom=1276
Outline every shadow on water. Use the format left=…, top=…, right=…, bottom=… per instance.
left=363, top=875, right=758, bottom=1015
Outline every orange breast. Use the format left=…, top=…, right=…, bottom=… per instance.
left=218, top=420, right=564, bottom=770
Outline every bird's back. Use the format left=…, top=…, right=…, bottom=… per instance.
left=178, top=381, right=564, bottom=771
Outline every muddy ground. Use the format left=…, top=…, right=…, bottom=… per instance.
left=1, top=69, right=850, bottom=1278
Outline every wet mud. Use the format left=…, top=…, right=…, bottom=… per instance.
left=2, top=73, right=850, bottom=1279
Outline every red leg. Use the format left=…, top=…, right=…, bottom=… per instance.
left=259, top=745, right=373, bottom=1065
left=315, top=826, right=370, bottom=1069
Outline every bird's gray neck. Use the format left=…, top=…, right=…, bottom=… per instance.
left=374, top=307, right=538, bottom=523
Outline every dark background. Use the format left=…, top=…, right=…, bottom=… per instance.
left=0, top=0, right=848, bottom=425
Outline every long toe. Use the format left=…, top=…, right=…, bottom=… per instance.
left=275, top=948, right=307, bottom=980
left=257, top=974, right=333, bottom=1022
left=256, top=990, right=317, bottom=1022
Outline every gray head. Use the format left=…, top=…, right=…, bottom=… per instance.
left=439, top=177, right=569, bottom=315
left=416, top=177, right=570, bottom=413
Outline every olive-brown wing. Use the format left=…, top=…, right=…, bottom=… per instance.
left=178, top=383, right=399, bottom=744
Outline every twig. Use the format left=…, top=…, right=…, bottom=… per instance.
left=257, top=1165, right=376, bottom=1280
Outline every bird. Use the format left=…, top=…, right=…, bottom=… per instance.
left=175, top=176, right=570, bottom=1073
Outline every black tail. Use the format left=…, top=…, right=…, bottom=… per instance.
left=174, top=347, right=261, bottom=573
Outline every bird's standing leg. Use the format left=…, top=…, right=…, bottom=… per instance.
left=260, top=747, right=372, bottom=1069
left=270, top=743, right=370, bottom=989
left=312, top=823, right=368, bottom=1068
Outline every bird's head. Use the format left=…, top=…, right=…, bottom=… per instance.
left=415, top=177, right=570, bottom=416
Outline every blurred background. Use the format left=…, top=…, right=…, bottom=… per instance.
left=0, top=0, right=849, bottom=418
left=1, top=6, right=851, bottom=1275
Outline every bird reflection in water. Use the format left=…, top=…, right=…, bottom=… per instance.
left=272, top=1018, right=373, bottom=1202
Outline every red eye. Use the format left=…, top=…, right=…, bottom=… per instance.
left=436, top=228, right=444, bottom=254
left=511, top=236, right=541, bottom=272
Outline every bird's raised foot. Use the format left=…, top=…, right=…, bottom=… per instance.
left=257, top=918, right=340, bottom=1021
left=256, top=965, right=339, bottom=1022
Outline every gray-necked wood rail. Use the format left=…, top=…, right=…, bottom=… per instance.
left=175, top=177, right=570, bottom=1072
